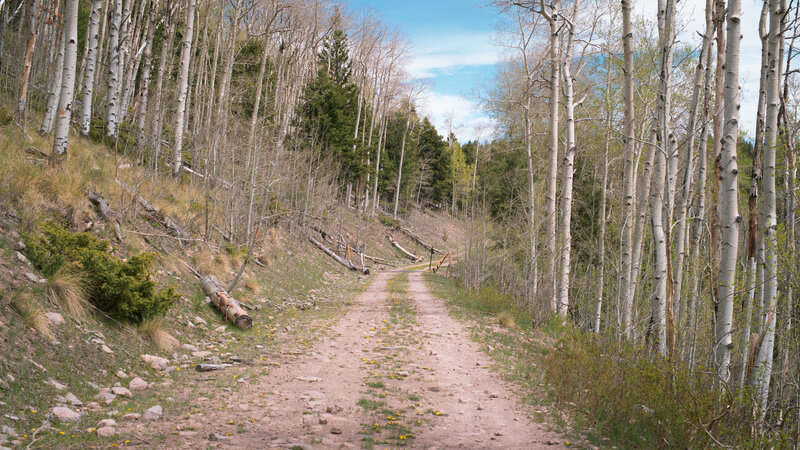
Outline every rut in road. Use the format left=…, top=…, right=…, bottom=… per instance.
left=139, top=270, right=566, bottom=448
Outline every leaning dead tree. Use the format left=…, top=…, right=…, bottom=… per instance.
left=201, top=275, right=253, bottom=329
left=308, top=236, right=370, bottom=274
left=388, top=235, right=422, bottom=262
left=397, top=227, right=443, bottom=255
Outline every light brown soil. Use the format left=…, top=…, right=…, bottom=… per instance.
left=125, top=270, right=566, bottom=449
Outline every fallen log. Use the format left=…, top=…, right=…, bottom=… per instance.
left=115, top=179, right=189, bottom=239
left=87, top=190, right=110, bottom=219
left=388, top=235, right=422, bottom=262
left=309, top=236, right=369, bottom=275
left=363, top=254, right=394, bottom=266
left=398, top=227, right=443, bottom=255
left=201, top=275, right=253, bottom=329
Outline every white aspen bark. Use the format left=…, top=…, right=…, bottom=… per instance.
left=544, top=0, right=561, bottom=313
left=51, top=0, right=78, bottom=156
left=715, top=0, right=742, bottom=386
left=619, top=0, right=636, bottom=337
left=393, top=99, right=413, bottom=219
left=687, top=44, right=713, bottom=368
left=751, top=0, right=782, bottom=424
left=172, top=0, right=196, bottom=177
left=106, top=0, right=123, bottom=137
left=556, top=2, right=577, bottom=317
left=673, top=0, right=713, bottom=335
left=628, top=131, right=658, bottom=340
left=80, top=0, right=103, bottom=136
left=136, top=0, right=157, bottom=146
left=17, top=0, right=41, bottom=119
left=40, top=29, right=65, bottom=135
left=650, top=0, right=676, bottom=356
left=594, top=93, right=610, bottom=333
left=739, top=0, right=769, bottom=388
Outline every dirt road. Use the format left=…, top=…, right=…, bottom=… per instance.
left=129, top=270, right=566, bottom=448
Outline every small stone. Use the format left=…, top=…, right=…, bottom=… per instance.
left=1, top=426, right=16, bottom=437
left=488, top=393, right=499, bottom=399
left=97, top=419, right=117, bottom=427
left=84, top=402, right=102, bottom=411
left=214, top=326, right=226, bottom=333
left=107, top=410, right=118, bottom=417
left=65, top=392, right=82, bottom=406
left=0, top=379, right=8, bottom=391
left=24, top=272, right=44, bottom=283
left=140, top=354, right=168, bottom=371
left=181, top=343, right=198, bottom=352
left=6, top=375, right=14, bottom=382
left=208, top=432, right=229, bottom=441
left=100, top=345, right=114, bottom=354
left=192, top=351, right=211, bottom=358
left=48, top=379, right=68, bottom=391
left=15, top=252, right=29, bottom=264
left=142, top=405, right=162, bottom=421
left=194, top=316, right=207, bottom=325
left=330, top=427, right=343, bottom=435
left=96, top=427, right=115, bottom=437
left=122, top=413, right=141, bottom=421
left=13, top=240, right=25, bottom=251
left=296, top=376, right=321, bottom=382
left=95, top=392, right=116, bottom=405
left=187, top=320, right=195, bottom=328
left=129, top=377, right=148, bottom=390
left=111, top=387, right=132, bottom=398
left=115, top=370, right=128, bottom=379
left=44, top=312, right=64, bottom=325
left=51, top=407, right=81, bottom=423
left=2, top=415, right=18, bottom=422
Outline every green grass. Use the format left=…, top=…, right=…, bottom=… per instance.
left=422, top=272, right=791, bottom=449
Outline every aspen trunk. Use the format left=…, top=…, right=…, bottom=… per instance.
left=17, top=0, right=41, bottom=120
left=135, top=0, right=157, bottom=146
left=556, top=3, right=578, bottom=317
left=618, top=0, right=636, bottom=337
left=171, top=0, right=196, bottom=177
left=40, top=29, right=65, bottom=135
left=51, top=0, right=78, bottom=156
left=715, top=0, right=742, bottom=386
left=751, top=0, right=783, bottom=424
left=106, top=0, right=123, bottom=137
left=544, top=0, right=561, bottom=313
left=79, top=0, right=103, bottom=136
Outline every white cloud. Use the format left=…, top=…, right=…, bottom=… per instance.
left=409, top=32, right=502, bottom=79
left=416, top=91, right=495, bottom=142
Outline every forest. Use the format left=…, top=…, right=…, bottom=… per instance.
left=0, top=0, right=799, bottom=446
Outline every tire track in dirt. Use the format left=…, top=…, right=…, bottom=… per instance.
left=406, top=271, right=565, bottom=449
left=133, top=269, right=567, bottom=449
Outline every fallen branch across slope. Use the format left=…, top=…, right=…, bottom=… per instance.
left=309, top=236, right=370, bottom=275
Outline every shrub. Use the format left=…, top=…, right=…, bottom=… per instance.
left=23, top=221, right=178, bottom=323
left=0, top=106, right=12, bottom=126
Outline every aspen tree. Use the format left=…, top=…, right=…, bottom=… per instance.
left=80, top=0, right=104, bottom=136
left=172, top=0, right=197, bottom=177
left=51, top=0, right=78, bottom=156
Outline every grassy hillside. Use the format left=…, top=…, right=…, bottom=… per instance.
left=0, top=125, right=463, bottom=448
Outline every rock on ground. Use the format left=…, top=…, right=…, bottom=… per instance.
left=45, top=312, right=64, bottom=325
left=143, top=405, right=162, bottom=421
left=111, top=387, right=133, bottom=398
left=141, top=354, right=169, bottom=371
left=51, top=407, right=80, bottom=423
left=96, top=427, right=115, bottom=437
left=129, top=377, right=148, bottom=390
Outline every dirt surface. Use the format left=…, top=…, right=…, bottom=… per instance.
left=126, top=269, right=566, bottom=449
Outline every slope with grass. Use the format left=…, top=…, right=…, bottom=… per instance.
left=0, top=125, right=464, bottom=448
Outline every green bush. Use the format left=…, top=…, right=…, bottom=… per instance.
left=23, top=221, right=177, bottom=322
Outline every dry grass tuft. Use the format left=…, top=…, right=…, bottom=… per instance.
left=139, top=317, right=179, bottom=350
left=497, top=311, right=519, bottom=330
left=244, top=277, right=260, bottom=293
left=11, top=293, right=54, bottom=339
left=46, top=265, right=90, bottom=320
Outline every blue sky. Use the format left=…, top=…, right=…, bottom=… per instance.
left=344, top=0, right=500, bottom=142
left=344, top=0, right=767, bottom=142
